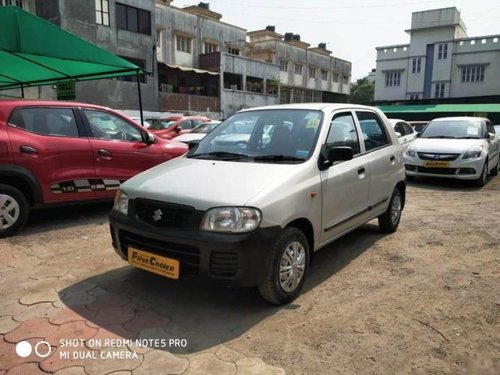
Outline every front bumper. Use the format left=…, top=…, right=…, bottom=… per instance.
left=404, top=155, right=485, bottom=180
left=109, top=209, right=281, bottom=287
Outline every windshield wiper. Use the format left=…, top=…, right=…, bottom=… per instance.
left=459, top=136, right=480, bottom=139
left=188, top=151, right=250, bottom=160
left=253, top=154, right=305, bottom=162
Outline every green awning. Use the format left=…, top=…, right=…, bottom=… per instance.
left=0, top=6, right=142, bottom=91
left=378, top=104, right=500, bottom=113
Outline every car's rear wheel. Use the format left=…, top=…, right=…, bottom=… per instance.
left=0, top=184, right=29, bottom=238
left=378, top=188, right=403, bottom=233
left=474, top=160, right=488, bottom=187
left=258, top=227, right=309, bottom=305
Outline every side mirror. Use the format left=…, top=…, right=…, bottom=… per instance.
left=188, top=140, right=199, bottom=151
left=175, top=126, right=181, bottom=133
left=488, top=132, right=495, bottom=141
left=395, top=131, right=402, bottom=138
left=144, top=132, right=155, bottom=144
left=319, top=145, right=353, bottom=170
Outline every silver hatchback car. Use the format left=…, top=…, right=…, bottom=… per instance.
left=109, top=104, right=406, bottom=304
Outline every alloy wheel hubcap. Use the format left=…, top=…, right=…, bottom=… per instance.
left=0, top=194, right=20, bottom=230
left=390, top=195, right=402, bottom=225
left=279, top=241, right=306, bottom=293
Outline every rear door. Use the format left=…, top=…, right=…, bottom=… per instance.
left=320, top=111, right=370, bottom=244
left=486, top=121, right=499, bottom=167
left=81, top=109, right=166, bottom=198
left=6, top=106, right=95, bottom=203
left=355, top=111, right=401, bottom=211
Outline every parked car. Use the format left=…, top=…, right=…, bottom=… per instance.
left=127, top=116, right=153, bottom=128
left=404, top=117, right=499, bottom=186
left=174, top=121, right=221, bottom=143
left=149, top=116, right=210, bottom=140
left=389, top=119, right=418, bottom=151
left=494, top=124, right=500, bottom=137
left=0, top=99, right=188, bottom=237
left=148, top=115, right=184, bottom=130
left=109, top=103, right=406, bottom=304
left=408, top=121, right=429, bottom=133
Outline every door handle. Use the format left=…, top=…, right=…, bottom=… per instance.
left=390, top=155, right=396, bottom=165
left=20, top=145, right=38, bottom=154
left=98, top=149, right=112, bottom=157
left=358, top=167, right=365, bottom=174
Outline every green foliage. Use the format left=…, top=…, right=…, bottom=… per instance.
left=350, top=77, right=374, bottom=105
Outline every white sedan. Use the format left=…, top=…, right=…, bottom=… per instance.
left=404, top=117, right=499, bottom=186
left=174, top=121, right=221, bottom=143
left=389, top=119, right=418, bottom=151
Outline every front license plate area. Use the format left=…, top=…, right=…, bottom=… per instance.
left=424, top=161, right=449, bottom=168
left=128, top=247, right=179, bottom=279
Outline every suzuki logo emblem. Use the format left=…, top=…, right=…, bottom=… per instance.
left=152, top=209, right=163, bottom=222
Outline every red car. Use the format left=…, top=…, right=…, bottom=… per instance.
left=149, top=116, right=210, bottom=140
left=0, top=99, right=187, bottom=237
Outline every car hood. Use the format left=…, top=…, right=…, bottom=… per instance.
left=412, top=138, right=485, bottom=153
left=121, top=156, right=297, bottom=210
left=174, top=133, right=206, bottom=143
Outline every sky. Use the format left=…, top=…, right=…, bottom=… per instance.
left=173, top=0, right=500, bottom=81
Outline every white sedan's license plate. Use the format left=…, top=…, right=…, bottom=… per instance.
left=424, top=161, right=449, bottom=168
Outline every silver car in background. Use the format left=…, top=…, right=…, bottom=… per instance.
left=404, top=117, right=499, bottom=186
left=389, top=119, right=418, bottom=151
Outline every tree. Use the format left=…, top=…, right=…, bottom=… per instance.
left=350, top=77, right=374, bottom=105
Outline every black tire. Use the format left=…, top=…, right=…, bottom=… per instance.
left=473, top=160, right=488, bottom=187
left=258, top=227, right=310, bottom=305
left=0, top=184, right=30, bottom=238
left=490, top=157, right=499, bottom=176
left=378, top=188, right=403, bottom=233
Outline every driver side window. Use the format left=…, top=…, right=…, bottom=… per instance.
left=84, top=110, right=142, bottom=142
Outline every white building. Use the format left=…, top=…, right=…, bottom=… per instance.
left=375, top=7, right=500, bottom=103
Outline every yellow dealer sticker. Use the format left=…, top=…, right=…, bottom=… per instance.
left=128, top=248, right=179, bottom=279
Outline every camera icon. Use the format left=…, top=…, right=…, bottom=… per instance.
left=15, top=340, right=52, bottom=358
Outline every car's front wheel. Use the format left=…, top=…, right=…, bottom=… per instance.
left=474, top=159, right=488, bottom=187
left=0, top=184, right=30, bottom=238
left=258, top=227, right=310, bottom=305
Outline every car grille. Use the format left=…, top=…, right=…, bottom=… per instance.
left=119, top=230, right=200, bottom=276
left=134, top=199, right=195, bottom=229
left=210, top=251, right=238, bottom=277
left=417, top=152, right=460, bottom=161
left=416, top=167, right=457, bottom=175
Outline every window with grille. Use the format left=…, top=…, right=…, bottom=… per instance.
left=438, top=43, right=448, bottom=59
left=332, top=73, right=339, bottom=82
left=279, top=60, right=288, bottom=72
left=385, top=71, right=401, bottom=87
left=434, top=82, right=445, bottom=98
left=308, top=67, right=315, bottom=79
left=412, top=58, right=421, bottom=73
left=461, top=65, right=485, bottom=83
left=1, top=0, right=22, bottom=7
left=228, top=48, right=240, bottom=55
left=176, top=35, right=192, bottom=53
left=204, top=42, right=218, bottom=54
left=295, top=64, right=303, bottom=75
left=321, top=70, right=328, bottom=81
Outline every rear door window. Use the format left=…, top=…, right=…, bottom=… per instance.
left=9, top=107, right=80, bottom=137
left=356, top=111, right=390, bottom=152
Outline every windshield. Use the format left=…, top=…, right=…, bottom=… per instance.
left=187, top=109, right=323, bottom=162
left=150, top=120, right=176, bottom=130
left=420, top=120, right=485, bottom=139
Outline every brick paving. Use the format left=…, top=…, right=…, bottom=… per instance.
left=0, top=272, right=285, bottom=374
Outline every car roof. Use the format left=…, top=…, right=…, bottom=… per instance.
left=430, top=116, right=488, bottom=122
left=0, top=98, right=110, bottom=111
left=239, top=103, right=381, bottom=113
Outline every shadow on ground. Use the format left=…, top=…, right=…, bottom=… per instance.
left=59, top=222, right=386, bottom=354
left=407, top=175, right=497, bottom=192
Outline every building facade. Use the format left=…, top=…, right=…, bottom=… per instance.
left=375, top=7, right=500, bottom=104
left=247, top=27, right=351, bottom=104
left=2, top=1, right=351, bottom=118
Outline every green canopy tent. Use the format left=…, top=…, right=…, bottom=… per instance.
left=0, top=6, right=147, bottom=123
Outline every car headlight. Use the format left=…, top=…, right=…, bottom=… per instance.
left=405, top=145, right=416, bottom=157
left=201, top=207, right=261, bottom=233
left=462, top=146, right=483, bottom=159
left=113, top=190, right=129, bottom=215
